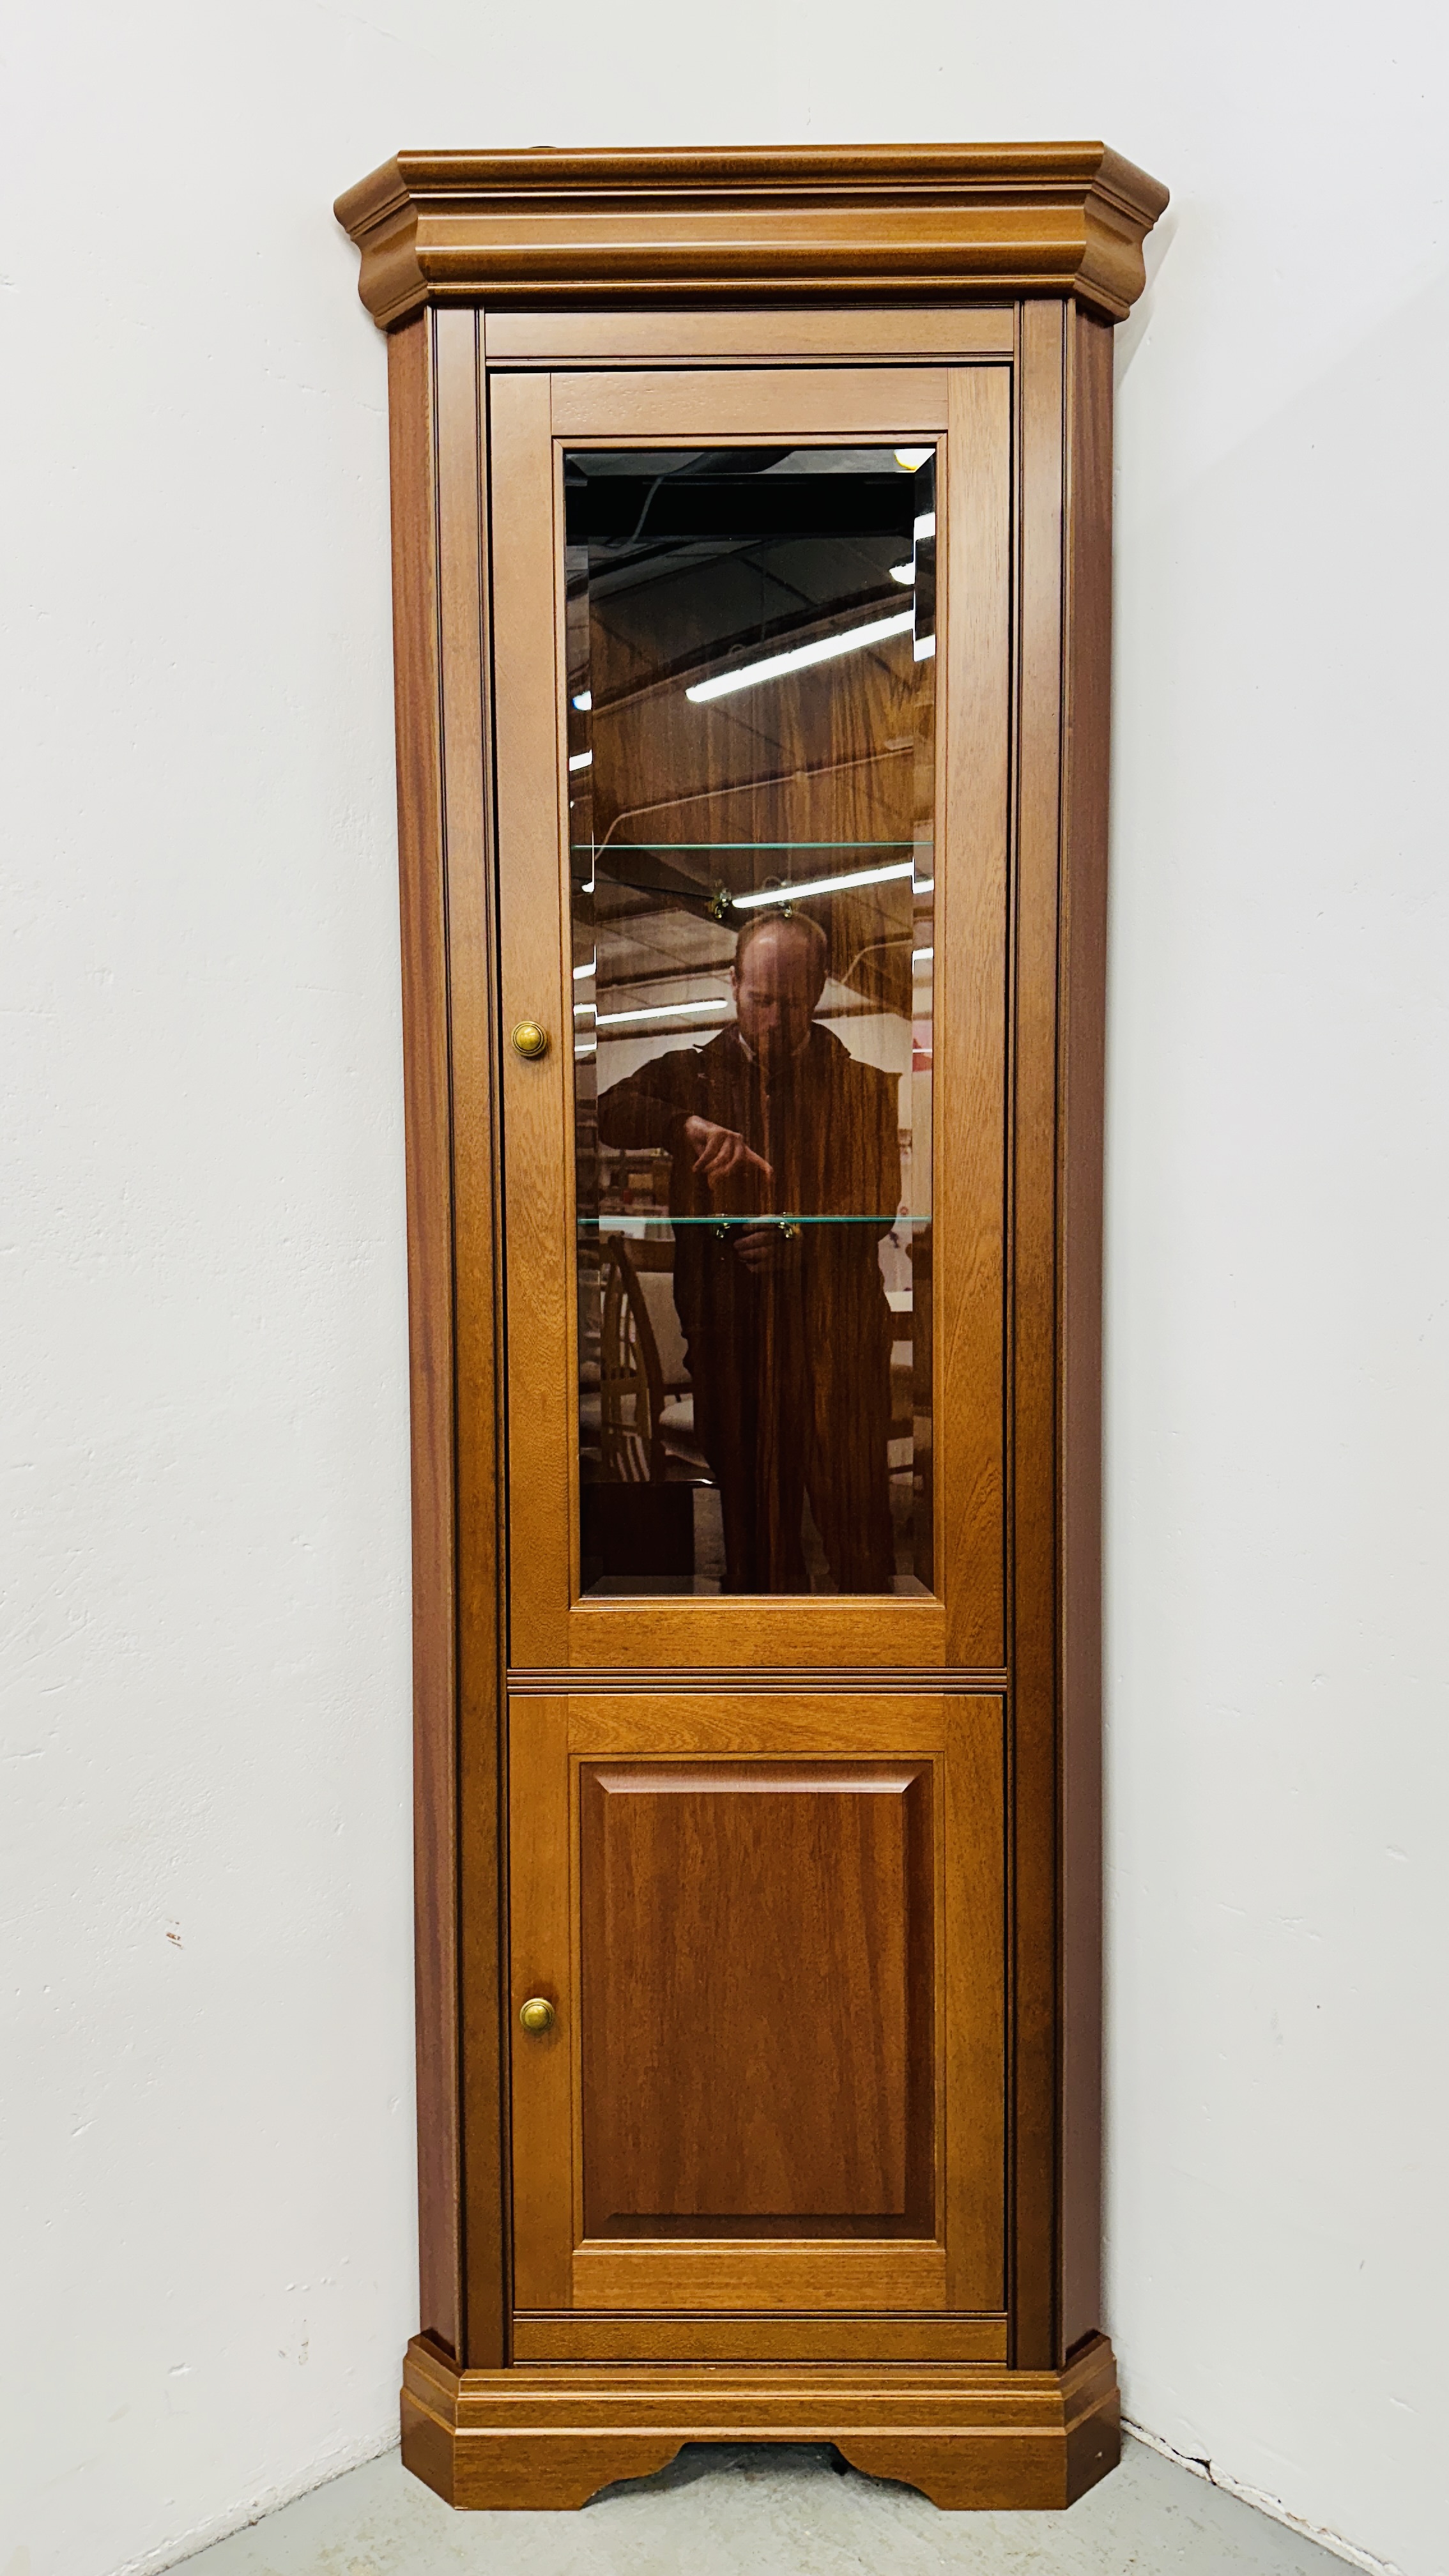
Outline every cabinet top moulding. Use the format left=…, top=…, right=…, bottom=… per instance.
left=334, top=141, right=1169, bottom=331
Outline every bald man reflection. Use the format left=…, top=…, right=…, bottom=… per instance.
left=598, top=912, right=899, bottom=1591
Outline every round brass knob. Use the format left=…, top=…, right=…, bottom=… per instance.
left=511, top=1020, right=549, bottom=1061
left=519, top=1996, right=556, bottom=2035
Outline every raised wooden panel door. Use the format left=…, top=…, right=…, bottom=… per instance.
left=579, top=1759, right=935, bottom=2237
left=509, top=1692, right=1004, bottom=2331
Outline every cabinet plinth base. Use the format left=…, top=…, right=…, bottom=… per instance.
left=401, top=2330, right=1119, bottom=2512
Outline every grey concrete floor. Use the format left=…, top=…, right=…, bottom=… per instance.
left=183, top=2434, right=1350, bottom=2575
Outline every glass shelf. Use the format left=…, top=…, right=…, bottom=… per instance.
left=582, top=1213, right=928, bottom=1228
left=571, top=838, right=930, bottom=852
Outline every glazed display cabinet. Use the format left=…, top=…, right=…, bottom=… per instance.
left=335, top=141, right=1167, bottom=2511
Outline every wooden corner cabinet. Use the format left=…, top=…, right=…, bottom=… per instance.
left=335, top=142, right=1167, bottom=2513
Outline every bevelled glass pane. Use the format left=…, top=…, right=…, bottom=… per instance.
left=568, top=445, right=935, bottom=1597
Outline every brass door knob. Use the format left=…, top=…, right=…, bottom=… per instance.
left=511, top=1020, right=549, bottom=1061
left=519, top=1996, right=556, bottom=2035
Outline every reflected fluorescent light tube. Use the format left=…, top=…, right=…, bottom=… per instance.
left=572, top=956, right=596, bottom=981
left=914, top=512, right=937, bottom=541
left=889, top=561, right=914, bottom=585
left=686, top=610, right=914, bottom=705
left=568, top=749, right=593, bottom=773
left=914, top=632, right=936, bottom=662
left=571, top=690, right=592, bottom=711
left=733, top=859, right=914, bottom=909
left=596, top=996, right=730, bottom=1029
left=912, top=947, right=935, bottom=967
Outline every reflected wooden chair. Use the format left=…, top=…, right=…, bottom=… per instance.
left=598, top=1236, right=706, bottom=1487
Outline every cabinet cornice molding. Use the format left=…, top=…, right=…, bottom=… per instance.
left=335, top=142, right=1169, bottom=330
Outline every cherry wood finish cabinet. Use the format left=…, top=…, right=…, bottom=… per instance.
left=336, top=143, right=1167, bottom=2513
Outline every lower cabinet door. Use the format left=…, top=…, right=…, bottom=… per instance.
left=509, top=1692, right=1004, bottom=2347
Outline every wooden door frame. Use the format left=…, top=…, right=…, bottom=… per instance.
left=385, top=295, right=1116, bottom=2384
left=490, top=360, right=1009, bottom=1676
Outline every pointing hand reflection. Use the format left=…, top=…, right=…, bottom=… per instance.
left=684, top=1115, right=774, bottom=1187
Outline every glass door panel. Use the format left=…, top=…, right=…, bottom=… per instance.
left=491, top=364, right=1006, bottom=1671
left=567, top=445, right=937, bottom=1597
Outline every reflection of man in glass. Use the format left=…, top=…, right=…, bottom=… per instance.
left=598, top=911, right=898, bottom=1590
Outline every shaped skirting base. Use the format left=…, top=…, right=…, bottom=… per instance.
left=399, top=2329, right=1119, bottom=2512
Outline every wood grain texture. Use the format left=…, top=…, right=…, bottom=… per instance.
left=486, top=307, right=1015, bottom=365
left=334, top=144, right=1169, bottom=330
left=400, top=2376, right=459, bottom=2504
left=387, top=313, right=461, bottom=2360
left=510, top=2311, right=1008, bottom=2361
left=938, top=363, right=1011, bottom=1667
left=578, top=1760, right=935, bottom=2234
left=507, top=1699, right=573, bottom=2308
left=565, top=1696, right=954, bottom=1755
left=489, top=370, right=574, bottom=1667
left=1010, top=298, right=1070, bottom=2370
left=558, top=1598, right=949, bottom=1671
left=401, top=2327, right=1119, bottom=2511
left=944, top=1697, right=1006, bottom=2310
left=1058, top=308, right=1114, bottom=2356
left=571, top=2242, right=947, bottom=2311
left=550, top=366, right=947, bottom=439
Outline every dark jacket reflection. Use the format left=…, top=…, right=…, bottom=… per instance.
left=598, top=1016, right=900, bottom=1591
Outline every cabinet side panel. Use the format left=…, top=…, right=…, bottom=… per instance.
left=388, top=313, right=461, bottom=2358
left=1011, top=300, right=1068, bottom=2368
left=433, top=308, right=509, bottom=2368
left=1059, top=307, right=1113, bottom=2355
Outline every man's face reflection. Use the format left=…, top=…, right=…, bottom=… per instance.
left=730, top=920, right=828, bottom=1077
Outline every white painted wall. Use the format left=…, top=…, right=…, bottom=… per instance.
left=3, top=8, right=1445, bottom=2574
